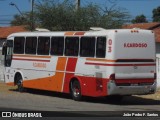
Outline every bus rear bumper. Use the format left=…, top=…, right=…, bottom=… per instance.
left=107, top=80, right=157, bottom=95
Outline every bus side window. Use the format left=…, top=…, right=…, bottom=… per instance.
left=65, top=37, right=79, bottom=56
left=80, top=37, right=95, bottom=57
left=37, top=37, right=50, bottom=55
left=96, top=37, right=106, bottom=58
left=25, top=37, right=37, bottom=54
left=14, top=37, right=25, bottom=54
left=51, top=37, right=64, bottom=56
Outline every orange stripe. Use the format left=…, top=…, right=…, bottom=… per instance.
left=86, top=58, right=116, bottom=62
left=23, top=77, right=54, bottom=91
left=13, top=54, right=51, bottom=59
left=65, top=32, right=75, bottom=36
left=53, top=57, right=67, bottom=91
left=23, top=57, right=67, bottom=92
left=6, top=82, right=14, bottom=86
left=56, top=57, right=67, bottom=71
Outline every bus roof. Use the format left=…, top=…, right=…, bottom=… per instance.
left=7, top=29, right=152, bottom=38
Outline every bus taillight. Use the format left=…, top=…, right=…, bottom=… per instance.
left=154, top=73, right=157, bottom=79
left=109, top=74, right=115, bottom=80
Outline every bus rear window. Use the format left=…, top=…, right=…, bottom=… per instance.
left=14, top=37, right=25, bottom=54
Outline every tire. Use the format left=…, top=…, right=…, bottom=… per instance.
left=16, top=75, right=24, bottom=92
left=71, top=80, right=82, bottom=101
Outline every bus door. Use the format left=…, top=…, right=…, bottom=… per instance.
left=2, top=40, right=13, bottom=67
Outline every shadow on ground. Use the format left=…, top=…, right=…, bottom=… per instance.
left=9, top=88, right=160, bottom=106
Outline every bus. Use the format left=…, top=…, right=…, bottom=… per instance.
left=2, top=28, right=157, bottom=101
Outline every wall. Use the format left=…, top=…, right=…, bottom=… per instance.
left=0, top=48, right=4, bottom=81
left=156, top=54, right=160, bottom=88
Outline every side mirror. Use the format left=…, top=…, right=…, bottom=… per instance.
left=2, top=42, right=6, bottom=55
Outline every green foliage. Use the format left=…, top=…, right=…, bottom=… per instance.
left=10, top=12, right=35, bottom=30
left=152, top=6, right=160, bottom=22
left=11, top=0, right=130, bottom=31
left=131, top=14, right=148, bottom=24
left=11, top=14, right=28, bottom=26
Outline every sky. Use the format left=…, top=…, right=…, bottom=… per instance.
left=0, top=0, right=160, bottom=26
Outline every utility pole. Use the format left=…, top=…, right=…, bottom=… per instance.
left=75, top=0, right=80, bottom=11
left=31, top=0, right=34, bottom=31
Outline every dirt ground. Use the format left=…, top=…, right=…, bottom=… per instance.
left=137, top=88, right=160, bottom=100
left=0, top=81, right=160, bottom=100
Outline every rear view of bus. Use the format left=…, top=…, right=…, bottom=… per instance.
left=107, top=29, right=156, bottom=96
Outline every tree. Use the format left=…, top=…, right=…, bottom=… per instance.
left=10, top=14, right=28, bottom=26
left=152, top=6, right=160, bottom=22
left=10, top=12, right=36, bottom=30
left=11, top=0, right=130, bottom=31
left=131, top=14, right=148, bottom=23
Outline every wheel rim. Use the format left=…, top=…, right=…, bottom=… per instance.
left=73, top=86, right=80, bottom=97
left=17, top=79, right=23, bottom=91
left=71, top=80, right=82, bottom=101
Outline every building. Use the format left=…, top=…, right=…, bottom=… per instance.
left=0, top=26, right=27, bottom=81
left=123, top=22, right=160, bottom=88
left=0, top=26, right=27, bottom=49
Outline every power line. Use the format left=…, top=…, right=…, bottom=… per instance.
left=0, top=23, right=11, bottom=24
left=0, top=15, right=14, bottom=16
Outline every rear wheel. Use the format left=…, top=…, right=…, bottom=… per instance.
left=71, top=80, right=82, bottom=101
left=16, top=75, right=24, bottom=92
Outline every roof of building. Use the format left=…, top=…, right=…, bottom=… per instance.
left=122, top=22, right=160, bottom=30
left=122, top=22, right=160, bottom=42
left=154, top=27, right=160, bottom=42
left=0, top=26, right=27, bottom=39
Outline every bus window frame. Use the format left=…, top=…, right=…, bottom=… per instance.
left=13, top=36, right=25, bottom=54
left=50, top=36, right=64, bottom=56
left=80, top=36, right=96, bottom=58
left=25, top=36, right=38, bottom=55
left=37, top=36, right=50, bottom=55
left=96, top=36, right=107, bottom=58
left=65, top=36, right=79, bottom=57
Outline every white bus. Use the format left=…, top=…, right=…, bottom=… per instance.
left=2, top=28, right=157, bottom=101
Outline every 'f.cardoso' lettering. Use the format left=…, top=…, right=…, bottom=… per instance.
left=33, top=62, right=46, bottom=68
left=124, top=43, right=147, bottom=48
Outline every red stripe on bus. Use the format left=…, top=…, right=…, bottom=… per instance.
left=115, top=79, right=154, bottom=84
left=86, top=58, right=155, bottom=63
left=74, top=32, right=85, bottom=36
left=63, top=58, right=78, bottom=93
left=13, top=54, right=51, bottom=58
left=66, top=58, right=78, bottom=72
left=85, top=62, right=156, bottom=66
left=13, top=58, right=50, bottom=62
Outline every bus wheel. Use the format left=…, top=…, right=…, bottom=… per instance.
left=17, top=75, right=24, bottom=92
left=71, top=80, right=82, bottom=101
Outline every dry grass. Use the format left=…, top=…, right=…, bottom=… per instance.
left=0, top=81, right=17, bottom=94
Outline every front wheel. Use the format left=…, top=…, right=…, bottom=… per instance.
left=71, top=80, right=82, bottom=101
left=16, top=75, right=24, bottom=92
